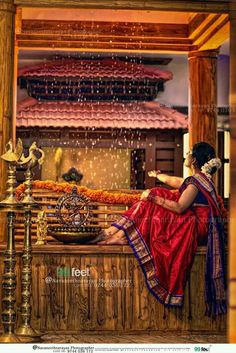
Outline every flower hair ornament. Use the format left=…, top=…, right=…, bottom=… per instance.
left=201, top=158, right=222, bottom=179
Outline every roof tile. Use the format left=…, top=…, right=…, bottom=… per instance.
left=17, top=98, right=188, bottom=130
left=18, top=58, right=173, bottom=81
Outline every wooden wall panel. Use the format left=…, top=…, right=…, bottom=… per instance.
left=0, top=245, right=226, bottom=333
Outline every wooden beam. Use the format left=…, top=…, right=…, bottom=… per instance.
left=17, top=46, right=195, bottom=55
left=199, top=21, right=229, bottom=50
left=17, top=19, right=195, bottom=52
left=194, top=14, right=230, bottom=50
left=192, top=14, right=229, bottom=46
left=21, top=20, right=189, bottom=39
left=13, top=0, right=230, bottom=13
left=17, top=40, right=196, bottom=53
left=188, top=14, right=209, bottom=38
left=17, top=34, right=192, bottom=45
left=189, top=14, right=221, bottom=40
left=16, top=13, right=229, bottom=52
left=17, top=35, right=192, bottom=47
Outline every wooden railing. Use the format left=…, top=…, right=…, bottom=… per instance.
left=15, top=188, right=130, bottom=243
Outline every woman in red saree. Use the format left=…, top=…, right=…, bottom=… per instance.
left=97, top=142, right=227, bottom=316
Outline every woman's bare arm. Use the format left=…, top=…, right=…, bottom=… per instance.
left=148, top=170, right=184, bottom=189
left=156, top=184, right=198, bottom=214
left=141, top=184, right=198, bottom=214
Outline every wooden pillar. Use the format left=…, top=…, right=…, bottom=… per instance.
left=188, top=50, right=218, bottom=150
left=229, top=1, right=236, bottom=344
left=0, top=0, right=15, bottom=242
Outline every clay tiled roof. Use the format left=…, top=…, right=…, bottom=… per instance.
left=18, top=58, right=173, bottom=81
left=17, top=98, right=188, bottom=130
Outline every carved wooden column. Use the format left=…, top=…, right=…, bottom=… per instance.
left=188, top=50, right=219, bottom=150
left=229, top=2, right=236, bottom=344
left=0, top=0, right=15, bottom=242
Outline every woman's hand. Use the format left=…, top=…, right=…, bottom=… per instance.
left=140, top=189, right=151, bottom=201
left=148, top=170, right=161, bottom=178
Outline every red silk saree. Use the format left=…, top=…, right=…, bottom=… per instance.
left=112, top=172, right=227, bottom=315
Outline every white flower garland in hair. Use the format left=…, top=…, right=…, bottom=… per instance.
left=201, top=158, right=222, bottom=179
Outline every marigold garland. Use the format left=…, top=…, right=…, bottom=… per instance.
left=15, top=180, right=228, bottom=219
left=16, top=180, right=141, bottom=205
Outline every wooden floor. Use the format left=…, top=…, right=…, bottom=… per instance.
left=41, top=332, right=227, bottom=344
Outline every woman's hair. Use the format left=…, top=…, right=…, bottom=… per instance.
left=192, top=142, right=217, bottom=175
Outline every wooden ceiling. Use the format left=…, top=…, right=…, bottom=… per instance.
left=15, top=8, right=229, bottom=53
left=13, top=1, right=230, bottom=14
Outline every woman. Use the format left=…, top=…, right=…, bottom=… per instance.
left=97, top=142, right=227, bottom=316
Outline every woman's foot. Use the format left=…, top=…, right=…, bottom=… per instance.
left=87, top=226, right=119, bottom=244
left=97, top=230, right=128, bottom=245
left=87, top=230, right=108, bottom=244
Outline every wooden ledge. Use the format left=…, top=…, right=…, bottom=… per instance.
left=0, top=242, right=208, bottom=255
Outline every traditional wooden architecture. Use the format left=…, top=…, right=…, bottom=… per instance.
left=0, top=0, right=235, bottom=343
left=16, top=58, right=187, bottom=189
left=17, top=58, right=172, bottom=101
left=16, top=105, right=186, bottom=189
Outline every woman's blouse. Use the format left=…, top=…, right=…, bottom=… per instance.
left=179, top=176, right=208, bottom=206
